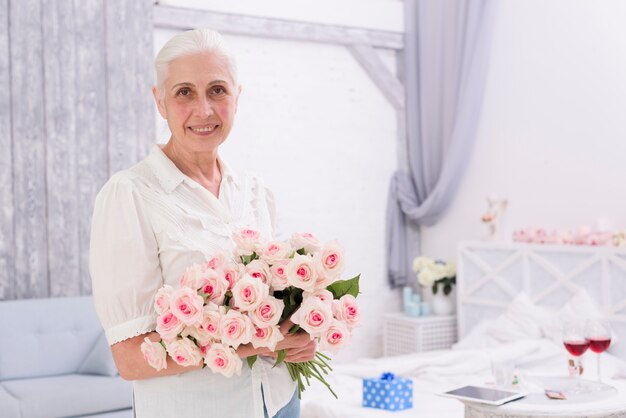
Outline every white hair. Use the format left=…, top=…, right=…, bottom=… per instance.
left=154, top=29, right=238, bottom=94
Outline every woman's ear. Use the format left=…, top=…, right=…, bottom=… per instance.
left=152, top=86, right=167, bottom=119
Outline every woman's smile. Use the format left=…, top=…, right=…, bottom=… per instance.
left=188, top=124, right=220, bottom=136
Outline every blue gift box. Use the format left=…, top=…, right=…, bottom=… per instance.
left=362, top=372, right=413, bottom=411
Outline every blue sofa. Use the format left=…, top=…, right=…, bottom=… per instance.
left=0, top=296, right=133, bottom=418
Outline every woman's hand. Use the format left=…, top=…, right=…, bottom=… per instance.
left=270, top=320, right=317, bottom=363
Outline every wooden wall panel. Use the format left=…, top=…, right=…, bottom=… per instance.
left=43, top=0, right=81, bottom=297
left=0, top=0, right=14, bottom=300
left=132, top=0, right=156, bottom=161
left=0, top=0, right=155, bottom=300
left=75, top=0, right=107, bottom=294
left=106, top=0, right=155, bottom=175
left=10, top=0, right=48, bottom=299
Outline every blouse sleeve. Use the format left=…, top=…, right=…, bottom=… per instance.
left=89, top=173, right=162, bottom=345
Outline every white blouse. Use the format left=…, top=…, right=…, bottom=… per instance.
left=89, top=145, right=296, bottom=418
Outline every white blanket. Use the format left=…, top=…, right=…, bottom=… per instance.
left=301, top=339, right=626, bottom=418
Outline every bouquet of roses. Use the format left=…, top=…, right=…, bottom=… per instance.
left=140, top=229, right=361, bottom=398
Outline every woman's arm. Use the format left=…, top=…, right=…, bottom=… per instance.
left=111, top=332, right=201, bottom=380
left=112, top=332, right=280, bottom=380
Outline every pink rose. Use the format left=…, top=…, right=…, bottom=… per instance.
left=140, top=337, right=168, bottom=371
left=251, top=325, right=284, bottom=351
left=250, top=296, right=284, bottom=328
left=154, top=285, right=175, bottom=315
left=207, top=251, right=227, bottom=270
left=181, top=325, right=212, bottom=346
left=219, top=309, right=253, bottom=349
left=334, top=295, right=361, bottom=328
left=286, top=254, right=317, bottom=292
left=200, top=303, right=222, bottom=340
left=290, top=232, right=321, bottom=253
left=179, top=264, right=203, bottom=289
left=204, top=343, right=242, bottom=377
left=245, top=260, right=272, bottom=285
left=291, top=297, right=333, bottom=336
left=156, top=310, right=185, bottom=341
left=231, top=274, right=269, bottom=312
left=232, top=228, right=262, bottom=257
left=269, top=260, right=289, bottom=291
left=222, top=262, right=245, bottom=290
left=259, top=240, right=292, bottom=264
left=166, top=337, right=203, bottom=367
left=196, top=268, right=229, bottom=305
left=171, top=287, right=205, bottom=326
left=303, top=289, right=334, bottom=305
left=313, top=241, right=345, bottom=283
left=318, top=320, right=350, bottom=353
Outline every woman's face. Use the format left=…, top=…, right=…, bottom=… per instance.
left=153, top=52, right=240, bottom=154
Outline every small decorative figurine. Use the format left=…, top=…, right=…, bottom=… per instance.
left=481, top=195, right=508, bottom=240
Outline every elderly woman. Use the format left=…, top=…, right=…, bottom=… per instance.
left=89, top=29, right=314, bottom=418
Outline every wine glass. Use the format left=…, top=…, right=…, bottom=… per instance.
left=585, top=319, right=612, bottom=389
left=562, top=321, right=590, bottom=393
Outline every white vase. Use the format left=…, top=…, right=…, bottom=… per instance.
left=431, top=290, right=455, bottom=316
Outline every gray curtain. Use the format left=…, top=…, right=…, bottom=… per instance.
left=387, top=0, right=498, bottom=287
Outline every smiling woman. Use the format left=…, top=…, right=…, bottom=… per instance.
left=89, top=29, right=308, bottom=418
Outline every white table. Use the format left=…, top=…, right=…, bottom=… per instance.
left=462, top=377, right=626, bottom=418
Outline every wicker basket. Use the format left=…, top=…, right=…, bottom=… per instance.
left=383, top=313, right=457, bottom=356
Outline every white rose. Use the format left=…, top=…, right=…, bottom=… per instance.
left=418, top=270, right=435, bottom=287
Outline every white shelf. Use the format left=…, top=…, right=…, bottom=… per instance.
left=382, top=313, right=457, bottom=356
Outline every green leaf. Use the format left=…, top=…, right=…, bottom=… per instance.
left=273, top=349, right=287, bottom=368
left=431, top=283, right=438, bottom=294
left=247, top=355, right=258, bottom=369
left=326, top=274, right=360, bottom=299
left=240, top=252, right=259, bottom=265
left=296, top=248, right=306, bottom=255
left=280, top=287, right=303, bottom=322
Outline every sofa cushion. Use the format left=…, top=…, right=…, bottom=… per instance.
left=78, top=332, right=119, bottom=377
left=0, top=384, right=20, bottom=418
left=79, top=409, right=134, bottom=418
left=0, top=296, right=101, bottom=379
left=2, top=374, right=132, bottom=418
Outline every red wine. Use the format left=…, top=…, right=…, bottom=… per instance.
left=588, top=337, right=611, bottom=353
left=564, top=340, right=590, bottom=356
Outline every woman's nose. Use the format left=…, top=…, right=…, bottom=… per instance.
left=197, top=97, right=214, bottom=117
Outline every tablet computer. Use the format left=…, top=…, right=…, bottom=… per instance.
left=439, top=385, right=526, bottom=406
